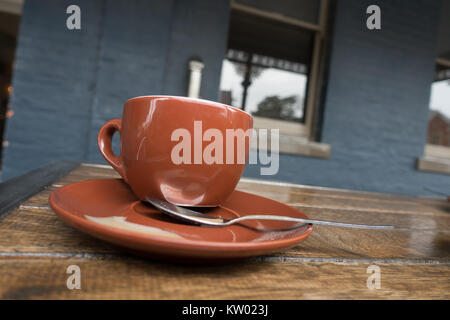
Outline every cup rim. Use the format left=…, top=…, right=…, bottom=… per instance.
left=126, top=95, right=253, bottom=119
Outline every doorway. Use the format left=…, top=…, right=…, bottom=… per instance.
left=0, top=8, right=21, bottom=171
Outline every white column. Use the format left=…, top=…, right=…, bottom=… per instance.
left=187, top=60, right=204, bottom=99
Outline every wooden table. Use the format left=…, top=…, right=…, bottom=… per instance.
left=0, top=161, right=449, bottom=299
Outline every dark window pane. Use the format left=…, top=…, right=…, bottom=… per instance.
left=221, top=5, right=315, bottom=123
left=228, top=9, right=314, bottom=65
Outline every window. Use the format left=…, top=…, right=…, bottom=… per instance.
left=426, top=59, right=450, bottom=156
left=218, top=0, right=331, bottom=158
left=220, top=50, right=308, bottom=122
left=418, top=3, right=450, bottom=174
left=427, top=60, right=450, bottom=148
left=418, top=58, right=450, bottom=174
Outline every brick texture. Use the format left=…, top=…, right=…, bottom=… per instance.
left=2, top=0, right=230, bottom=177
left=245, top=0, right=450, bottom=196
left=2, top=0, right=449, bottom=196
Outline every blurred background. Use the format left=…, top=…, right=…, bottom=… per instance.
left=0, top=0, right=449, bottom=196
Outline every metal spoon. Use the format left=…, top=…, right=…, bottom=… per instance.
left=145, top=197, right=396, bottom=230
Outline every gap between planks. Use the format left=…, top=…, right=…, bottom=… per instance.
left=0, top=251, right=448, bottom=265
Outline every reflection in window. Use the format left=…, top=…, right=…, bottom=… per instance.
left=219, top=50, right=308, bottom=122
left=428, top=79, right=450, bottom=147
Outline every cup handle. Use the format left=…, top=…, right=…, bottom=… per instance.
left=97, top=119, right=126, bottom=180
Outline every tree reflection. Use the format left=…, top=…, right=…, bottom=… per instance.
left=252, top=95, right=299, bottom=121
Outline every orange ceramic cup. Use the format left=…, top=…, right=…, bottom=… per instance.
left=98, top=96, right=253, bottom=206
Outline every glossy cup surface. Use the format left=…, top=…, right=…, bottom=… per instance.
left=98, top=96, right=253, bottom=206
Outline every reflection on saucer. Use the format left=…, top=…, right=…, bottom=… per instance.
left=85, top=215, right=184, bottom=239
left=50, top=179, right=313, bottom=261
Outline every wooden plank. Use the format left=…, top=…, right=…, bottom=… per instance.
left=1, top=163, right=449, bottom=300
left=0, top=163, right=446, bottom=260
left=0, top=257, right=448, bottom=299
left=55, top=164, right=449, bottom=206
left=0, top=206, right=119, bottom=254
left=23, top=164, right=450, bottom=212
left=1, top=193, right=448, bottom=260
left=237, top=179, right=449, bottom=205
left=0, top=161, right=80, bottom=220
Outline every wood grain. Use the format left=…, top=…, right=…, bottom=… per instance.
left=0, top=257, right=448, bottom=299
left=0, top=162, right=449, bottom=299
left=2, top=191, right=449, bottom=260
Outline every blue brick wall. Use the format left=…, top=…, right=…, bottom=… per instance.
left=3, top=0, right=449, bottom=196
left=2, top=0, right=230, bottom=178
left=84, top=0, right=176, bottom=162
left=244, top=0, right=450, bottom=196
left=2, top=0, right=104, bottom=179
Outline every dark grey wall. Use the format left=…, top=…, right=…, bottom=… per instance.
left=3, top=0, right=449, bottom=197
left=245, top=0, right=450, bottom=196
left=2, top=0, right=230, bottom=178
left=2, top=0, right=104, bottom=180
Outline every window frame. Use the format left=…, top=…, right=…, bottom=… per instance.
left=417, top=57, right=450, bottom=175
left=230, top=0, right=330, bottom=141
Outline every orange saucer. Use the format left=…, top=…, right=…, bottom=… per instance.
left=49, top=179, right=313, bottom=263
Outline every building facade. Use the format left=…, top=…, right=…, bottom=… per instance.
left=1, top=0, right=449, bottom=196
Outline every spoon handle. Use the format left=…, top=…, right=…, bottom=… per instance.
left=228, top=215, right=395, bottom=230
